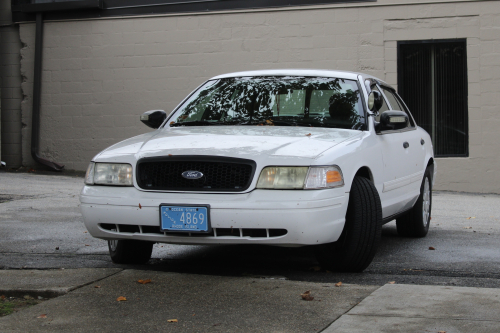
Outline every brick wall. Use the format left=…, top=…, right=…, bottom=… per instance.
left=17, top=0, right=500, bottom=192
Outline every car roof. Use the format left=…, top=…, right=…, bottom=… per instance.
left=210, top=69, right=390, bottom=87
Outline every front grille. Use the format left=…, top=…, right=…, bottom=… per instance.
left=100, top=223, right=287, bottom=239
left=136, top=156, right=256, bottom=192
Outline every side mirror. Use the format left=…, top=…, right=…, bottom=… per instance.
left=368, top=91, right=383, bottom=113
left=377, top=111, right=409, bottom=132
left=140, top=110, right=166, bottom=129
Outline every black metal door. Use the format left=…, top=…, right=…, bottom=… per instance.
left=398, top=40, right=468, bottom=157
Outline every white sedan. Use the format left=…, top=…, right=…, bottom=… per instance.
left=80, top=69, right=435, bottom=272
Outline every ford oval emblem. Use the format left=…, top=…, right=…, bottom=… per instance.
left=182, top=170, right=204, bottom=180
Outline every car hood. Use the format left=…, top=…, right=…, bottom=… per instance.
left=97, top=126, right=362, bottom=161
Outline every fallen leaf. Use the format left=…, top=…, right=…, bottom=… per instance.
left=335, top=282, right=342, bottom=287
left=306, top=133, right=312, bottom=136
left=213, top=323, right=221, bottom=326
left=85, top=244, right=90, bottom=246
left=167, top=319, right=178, bottom=323
left=309, top=266, right=322, bottom=272
left=139, top=203, right=142, bottom=209
left=138, top=279, right=152, bottom=284
left=168, top=154, right=173, bottom=156
left=94, top=285, right=101, bottom=288
left=467, top=217, right=476, bottom=219
left=429, top=247, right=436, bottom=250
left=37, top=314, right=47, bottom=319
left=1, top=295, right=5, bottom=300
left=438, top=331, right=446, bottom=333
left=388, top=281, right=396, bottom=284
left=170, top=121, right=175, bottom=125
left=117, top=296, right=127, bottom=301
left=84, top=231, right=87, bottom=233
left=301, top=290, right=314, bottom=301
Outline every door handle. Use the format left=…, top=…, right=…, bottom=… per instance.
left=403, top=142, right=409, bottom=149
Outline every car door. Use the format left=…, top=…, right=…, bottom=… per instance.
left=374, top=84, right=425, bottom=218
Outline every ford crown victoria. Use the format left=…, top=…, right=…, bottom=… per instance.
left=80, top=69, right=435, bottom=272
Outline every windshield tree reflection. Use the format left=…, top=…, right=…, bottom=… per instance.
left=169, top=77, right=365, bottom=129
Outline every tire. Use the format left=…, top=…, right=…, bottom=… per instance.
left=315, top=176, right=382, bottom=272
left=396, top=167, right=432, bottom=238
left=108, top=239, right=154, bottom=264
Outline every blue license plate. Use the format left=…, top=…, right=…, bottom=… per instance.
left=160, top=205, right=210, bottom=232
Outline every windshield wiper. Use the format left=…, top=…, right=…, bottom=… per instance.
left=238, top=120, right=312, bottom=127
left=170, top=120, right=233, bottom=127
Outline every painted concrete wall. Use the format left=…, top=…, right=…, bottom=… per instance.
left=17, top=0, right=500, bottom=192
left=0, top=0, right=23, bottom=168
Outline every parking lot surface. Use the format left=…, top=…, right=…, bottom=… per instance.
left=1, top=171, right=500, bottom=332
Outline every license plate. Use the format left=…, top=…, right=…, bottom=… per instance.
left=160, top=205, right=210, bottom=233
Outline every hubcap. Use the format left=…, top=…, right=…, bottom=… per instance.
left=109, top=239, right=118, bottom=251
left=109, top=229, right=118, bottom=251
left=422, top=177, right=431, bottom=227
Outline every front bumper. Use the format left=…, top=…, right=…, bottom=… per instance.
left=80, top=186, right=348, bottom=246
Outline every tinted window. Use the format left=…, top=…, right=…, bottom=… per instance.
left=370, top=85, right=389, bottom=122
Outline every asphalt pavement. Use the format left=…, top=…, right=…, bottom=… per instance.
left=1, top=171, right=500, bottom=332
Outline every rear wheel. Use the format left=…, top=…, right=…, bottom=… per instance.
left=315, top=176, right=382, bottom=272
left=396, top=167, right=432, bottom=238
left=108, top=239, right=154, bottom=264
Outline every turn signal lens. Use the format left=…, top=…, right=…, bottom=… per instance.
left=84, top=162, right=95, bottom=185
left=304, top=166, right=344, bottom=189
left=326, top=170, right=342, bottom=184
left=389, top=116, right=406, bottom=123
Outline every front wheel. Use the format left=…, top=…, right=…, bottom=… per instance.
left=315, top=176, right=382, bottom=272
left=396, top=166, right=432, bottom=238
left=108, top=239, right=154, bottom=264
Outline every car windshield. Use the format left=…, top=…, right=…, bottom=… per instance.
left=168, top=76, right=365, bottom=129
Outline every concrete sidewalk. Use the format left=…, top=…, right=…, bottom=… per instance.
left=0, top=268, right=377, bottom=332
left=325, top=284, right=500, bottom=333
left=1, top=268, right=499, bottom=332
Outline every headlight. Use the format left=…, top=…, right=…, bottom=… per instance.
left=85, top=162, right=95, bottom=185
left=256, top=166, right=344, bottom=190
left=90, top=163, right=133, bottom=186
left=256, top=167, right=309, bottom=189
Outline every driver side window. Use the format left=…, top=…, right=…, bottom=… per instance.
left=370, top=85, right=389, bottom=122
left=380, top=87, right=414, bottom=128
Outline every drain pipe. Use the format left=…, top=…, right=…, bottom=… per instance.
left=31, top=12, right=64, bottom=171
